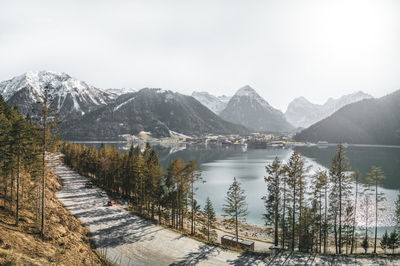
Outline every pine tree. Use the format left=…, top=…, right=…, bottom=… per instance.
left=388, top=231, right=399, bottom=254
left=329, top=144, right=351, bottom=254
left=35, top=84, right=59, bottom=238
left=283, top=152, right=309, bottom=251
left=311, top=169, right=328, bottom=254
left=381, top=230, right=389, bottom=254
left=362, top=235, right=369, bottom=254
left=10, top=116, right=31, bottom=226
left=202, top=197, right=217, bottom=242
left=263, top=157, right=283, bottom=247
left=223, top=177, right=248, bottom=245
left=185, top=159, right=203, bottom=235
left=366, top=166, right=386, bottom=254
left=351, top=171, right=361, bottom=254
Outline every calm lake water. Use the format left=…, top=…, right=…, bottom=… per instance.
left=77, top=142, right=400, bottom=234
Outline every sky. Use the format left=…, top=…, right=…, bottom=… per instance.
left=1, top=0, right=400, bottom=112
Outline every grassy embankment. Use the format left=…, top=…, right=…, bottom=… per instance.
left=0, top=169, right=109, bottom=265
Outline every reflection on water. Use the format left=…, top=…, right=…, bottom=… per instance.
left=78, top=142, right=400, bottom=233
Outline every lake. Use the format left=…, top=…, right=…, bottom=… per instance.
left=76, top=142, right=400, bottom=234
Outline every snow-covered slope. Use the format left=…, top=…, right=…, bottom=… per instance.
left=0, top=71, right=114, bottom=118
left=220, top=85, right=293, bottom=132
left=191, top=91, right=231, bottom=114
left=105, top=88, right=136, bottom=99
left=285, top=91, right=373, bottom=128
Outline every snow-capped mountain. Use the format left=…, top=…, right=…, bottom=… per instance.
left=62, top=88, right=248, bottom=140
left=220, top=85, right=293, bottom=132
left=191, top=91, right=231, bottom=114
left=0, top=71, right=114, bottom=119
left=285, top=91, right=373, bottom=128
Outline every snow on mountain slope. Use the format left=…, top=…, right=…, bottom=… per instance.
left=0, top=71, right=114, bottom=118
left=191, top=91, right=231, bottom=114
left=105, top=88, right=137, bottom=99
left=285, top=91, right=373, bottom=128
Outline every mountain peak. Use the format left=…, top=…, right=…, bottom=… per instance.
left=235, top=85, right=257, bottom=97
left=220, top=86, right=293, bottom=132
left=291, top=96, right=314, bottom=105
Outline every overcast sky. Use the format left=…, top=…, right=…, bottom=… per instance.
left=1, top=0, right=399, bottom=111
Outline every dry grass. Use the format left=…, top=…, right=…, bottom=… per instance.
left=0, top=169, right=109, bottom=265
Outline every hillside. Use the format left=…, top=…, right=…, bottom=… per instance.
left=220, top=85, right=293, bottom=132
left=295, top=90, right=400, bottom=145
left=0, top=168, right=107, bottom=265
left=62, top=88, right=248, bottom=140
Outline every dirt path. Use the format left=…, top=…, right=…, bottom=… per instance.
left=51, top=154, right=399, bottom=265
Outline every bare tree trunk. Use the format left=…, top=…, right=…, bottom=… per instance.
left=324, top=186, right=328, bottom=254
left=334, top=214, right=338, bottom=254
left=41, top=109, right=47, bottom=238
left=319, top=189, right=322, bottom=253
left=339, top=175, right=342, bottom=254
left=191, top=178, right=194, bottom=235
left=15, top=152, right=20, bottom=226
left=3, top=172, right=7, bottom=209
left=235, top=206, right=239, bottom=246
left=11, top=170, right=14, bottom=211
left=282, top=183, right=286, bottom=249
left=351, top=179, right=358, bottom=254
left=292, top=185, right=296, bottom=251
left=374, top=181, right=378, bottom=254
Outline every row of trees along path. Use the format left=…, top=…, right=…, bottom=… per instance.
left=0, top=86, right=57, bottom=239
left=61, top=142, right=219, bottom=242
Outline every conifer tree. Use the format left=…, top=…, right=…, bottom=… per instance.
left=263, top=157, right=283, bottom=247
left=10, top=116, right=31, bottom=226
left=185, top=159, right=202, bottom=235
left=283, top=152, right=309, bottom=251
left=351, top=171, right=361, bottom=254
left=366, top=166, right=386, bottom=254
left=388, top=231, right=399, bottom=254
left=223, top=177, right=248, bottom=245
left=381, top=230, right=389, bottom=254
left=202, top=197, right=217, bottom=242
left=311, top=169, right=328, bottom=253
left=329, top=144, right=351, bottom=254
left=35, top=84, right=59, bottom=238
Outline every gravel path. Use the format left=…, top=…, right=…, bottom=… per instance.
left=51, top=154, right=399, bottom=265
